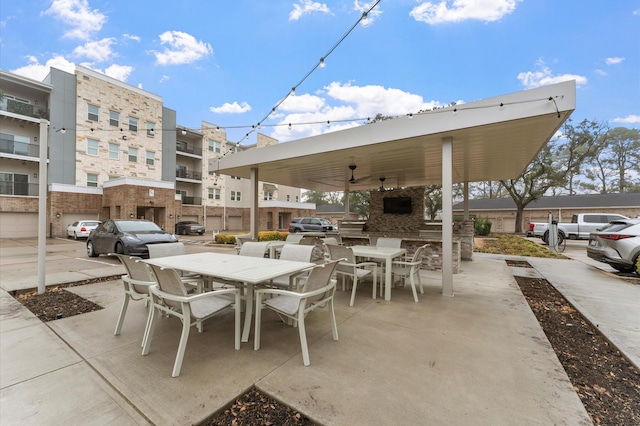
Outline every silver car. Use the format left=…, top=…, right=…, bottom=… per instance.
left=586, top=219, right=640, bottom=274
left=67, top=220, right=101, bottom=239
left=86, top=219, right=178, bottom=258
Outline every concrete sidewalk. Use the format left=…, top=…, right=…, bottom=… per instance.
left=5, top=239, right=635, bottom=424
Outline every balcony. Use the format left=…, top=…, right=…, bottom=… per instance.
left=176, top=141, right=202, bottom=156
left=0, top=182, right=39, bottom=196
left=0, top=99, right=49, bottom=120
left=0, top=136, right=40, bottom=158
left=176, top=169, right=202, bottom=181
left=181, top=195, right=202, bottom=205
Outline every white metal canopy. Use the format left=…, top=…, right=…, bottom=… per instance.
left=212, top=80, right=576, bottom=298
left=212, top=81, right=576, bottom=193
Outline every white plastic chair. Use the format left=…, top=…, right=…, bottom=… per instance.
left=238, top=241, right=270, bottom=257
left=265, top=244, right=315, bottom=289
left=147, top=242, right=204, bottom=292
left=234, top=234, right=253, bottom=253
left=142, top=264, right=241, bottom=377
left=327, top=244, right=378, bottom=307
left=254, top=260, right=340, bottom=366
left=112, top=253, right=156, bottom=346
left=391, top=244, right=429, bottom=302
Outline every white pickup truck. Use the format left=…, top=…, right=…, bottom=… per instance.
left=528, top=213, right=629, bottom=244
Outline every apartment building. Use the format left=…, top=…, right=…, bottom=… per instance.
left=0, top=65, right=314, bottom=238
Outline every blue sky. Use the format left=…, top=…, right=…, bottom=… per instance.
left=1, top=0, right=638, bottom=145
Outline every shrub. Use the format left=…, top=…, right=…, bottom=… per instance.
left=214, top=233, right=236, bottom=244
left=258, top=231, right=282, bottom=241
left=474, top=217, right=492, bottom=236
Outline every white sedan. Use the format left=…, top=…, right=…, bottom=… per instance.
left=67, top=220, right=101, bottom=239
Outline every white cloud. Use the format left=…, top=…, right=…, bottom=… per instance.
left=268, top=82, right=441, bottom=142
left=611, top=115, right=640, bottom=124
left=354, top=1, right=383, bottom=26
left=279, top=93, right=326, bottom=112
left=42, top=0, right=106, bottom=40
left=104, top=64, right=133, bottom=81
left=11, top=55, right=75, bottom=80
left=517, top=60, right=587, bottom=89
left=152, top=31, right=213, bottom=65
left=289, top=0, right=331, bottom=21
left=72, top=38, right=115, bottom=62
left=123, top=34, right=141, bottom=42
left=595, top=69, right=607, bottom=76
left=605, top=57, right=625, bottom=65
left=210, top=101, right=252, bottom=114
left=159, top=75, right=170, bottom=83
left=410, top=0, right=520, bottom=24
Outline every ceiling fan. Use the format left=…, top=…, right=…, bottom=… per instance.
left=379, top=177, right=386, bottom=191
left=348, top=164, right=371, bottom=185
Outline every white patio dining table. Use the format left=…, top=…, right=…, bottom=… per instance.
left=349, top=245, right=407, bottom=301
left=143, top=252, right=315, bottom=342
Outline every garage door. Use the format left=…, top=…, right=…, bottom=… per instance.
left=206, top=216, right=223, bottom=232
left=62, top=213, right=100, bottom=230
left=0, top=212, right=38, bottom=238
left=227, top=216, right=243, bottom=231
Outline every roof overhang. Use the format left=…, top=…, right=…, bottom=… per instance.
left=212, top=80, right=576, bottom=192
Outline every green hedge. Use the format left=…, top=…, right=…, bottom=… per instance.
left=474, top=217, right=492, bottom=236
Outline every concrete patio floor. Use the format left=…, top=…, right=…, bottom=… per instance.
left=1, top=241, right=595, bottom=425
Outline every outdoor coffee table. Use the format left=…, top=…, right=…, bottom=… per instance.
left=144, top=252, right=314, bottom=342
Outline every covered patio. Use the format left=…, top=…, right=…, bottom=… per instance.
left=212, top=80, right=576, bottom=297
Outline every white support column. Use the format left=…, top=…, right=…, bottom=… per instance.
left=250, top=168, right=259, bottom=240
left=442, top=137, right=454, bottom=297
left=344, top=182, right=350, bottom=220
left=37, top=119, right=48, bottom=295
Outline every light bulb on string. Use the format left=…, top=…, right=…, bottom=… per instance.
left=319, top=57, right=326, bottom=69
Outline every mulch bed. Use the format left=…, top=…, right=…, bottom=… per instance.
left=508, top=259, right=640, bottom=425
left=12, top=267, right=640, bottom=425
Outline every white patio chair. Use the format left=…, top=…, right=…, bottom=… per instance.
left=147, top=242, right=204, bottom=292
left=376, top=237, right=402, bottom=248
left=238, top=241, right=270, bottom=257
left=112, top=253, right=156, bottom=347
left=254, top=260, right=340, bottom=366
left=142, top=264, right=241, bottom=377
left=285, top=233, right=304, bottom=243
left=234, top=234, right=253, bottom=253
left=391, top=244, right=429, bottom=302
left=327, top=244, right=378, bottom=307
left=264, top=244, right=315, bottom=290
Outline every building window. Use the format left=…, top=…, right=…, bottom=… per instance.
left=264, top=191, right=273, bottom=200
left=87, top=173, right=98, bottom=187
left=109, top=111, right=119, bottom=127
left=295, top=196, right=299, bottom=202
left=128, top=147, right=138, bottom=162
left=286, top=194, right=291, bottom=201
left=108, top=175, right=119, bottom=181
left=146, top=122, right=155, bottom=137
left=0, top=172, right=29, bottom=195
left=128, top=117, right=138, bottom=132
left=209, top=140, right=221, bottom=153
left=208, top=188, right=221, bottom=200
left=88, top=104, right=99, bottom=121
left=86, top=138, right=99, bottom=156
left=108, top=143, right=119, bottom=159
left=146, top=150, right=155, bottom=166
left=231, top=191, right=241, bottom=201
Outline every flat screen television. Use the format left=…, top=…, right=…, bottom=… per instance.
left=383, top=197, right=412, bottom=214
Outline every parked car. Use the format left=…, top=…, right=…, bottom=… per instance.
left=175, top=221, right=206, bottom=235
left=586, top=218, right=640, bottom=274
left=66, top=220, right=101, bottom=239
left=288, top=217, right=336, bottom=233
left=528, top=213, right=629, bottom=244
left=86, top=219, right=178, bottom=258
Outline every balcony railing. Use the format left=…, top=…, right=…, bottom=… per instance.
left=181, top=195, right=202, bottom=205
left=0, top=182, right=39, bottom=196
left=176, top=141, right=202, bottom=156
left=176, top=169, right=202, bottom=180
left=0, top=99, right=50, bottom=120
left=0, top=137, right=40, bottom=158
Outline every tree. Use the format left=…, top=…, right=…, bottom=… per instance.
left=424, top=185, right=442, bottom=220
left=302, top=190, right=329, bottom=205
left=348, top=191, right=371, bottom=219
left=500, top=119, right=605, bottom=232
left=582, top=127, right=640, bottom=193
